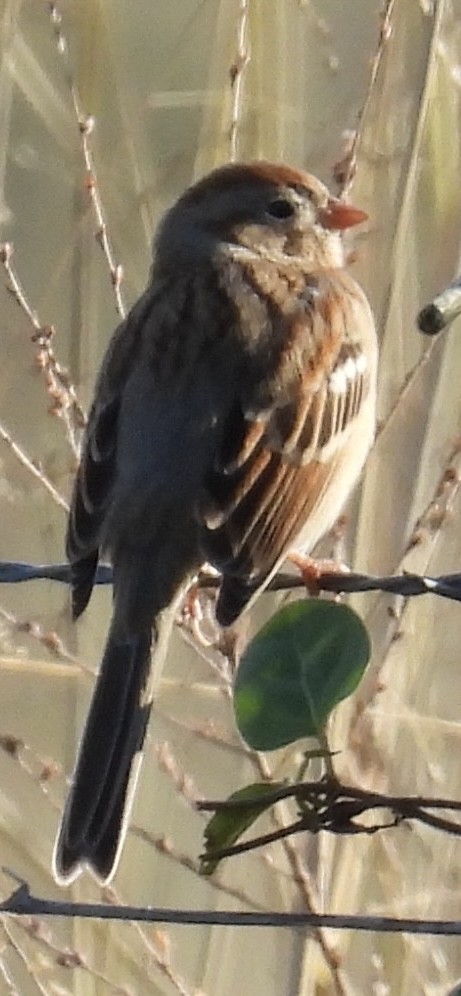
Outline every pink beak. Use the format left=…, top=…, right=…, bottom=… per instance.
left=319, top=197, right=368, bottom=231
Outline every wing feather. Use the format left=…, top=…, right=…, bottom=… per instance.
left=201, top=271, right=374, bottom=623
left=66, top=287, right=159, bottom=616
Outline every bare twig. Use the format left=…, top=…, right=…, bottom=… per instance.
left=0, top=941, right=21, bottom=996
left=245, top=751, right=346, bottom=991
left=229, top=0, right=250, bottom=161
left=154, top=741, right=201, bottom=808
left=0, top=421, right=69, bottom=512
left=337, top=0, right=395, bottom=195
left=374, top=337, right=436, bottom=448
left=0, top=604, right=91, bottom=675
left=405, top=439, right=461, bottom=552
left=130, top=827, right=269, bottom=913
left=15, top=914, right=132, bottom=995
left=0, top=733, right=62, bottom=808
left=105, top=884, right=199, bottom=996
left=0, top=917, right=51, bottom=996
left=48, top=1, right=126, bottom=319
left=0, top=243, right=86, bottom=454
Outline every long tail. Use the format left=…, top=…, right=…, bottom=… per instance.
left=53, top=567, right=183, bottom=884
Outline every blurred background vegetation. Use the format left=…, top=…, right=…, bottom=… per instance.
left=1, top=1, right=461, bottom=993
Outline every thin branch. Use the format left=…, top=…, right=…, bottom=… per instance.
left=199, top=776, right=461, bottom=865
left=130, top=827, right=270, bottom=913
left=338, top=0, right=395, bottom=195
left=103, top=884, right=199, bottom=996
left=229, top=0, right=250, bottom=161
left=405, top=437, right=461, bottom=552
left=15, top=914, right=132, bottom=995
left=0, top=604, right=91, bottom=675
left=244, top=749, right=346, bottom=992
left=200, top=782, right=461, bottom=817
left=0, top=917, right=51, bottom=996
left=0, top=941, right=21, bottom=996
left=0, top=243, right=86, bottom=453
left=374, top=338, right=436, bottom=449
left=0, top=733, right=62, bottom=809
left=0, top=421, right=69, bottom=512
left=48, top=1, right=126, bottom=319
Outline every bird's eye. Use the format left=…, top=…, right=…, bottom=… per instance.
left=266, top=198, right=295, bottom=220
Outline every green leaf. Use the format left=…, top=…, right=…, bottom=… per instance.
left=201, top=782, right=285, bottom=875
left=234, top=600, right=370, bottom=751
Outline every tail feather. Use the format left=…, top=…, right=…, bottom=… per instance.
left=91, top=767, right=134, bottom=881
left=54, top=530, right=194, bottom=885
left=53, top=628, right=153, bottom=883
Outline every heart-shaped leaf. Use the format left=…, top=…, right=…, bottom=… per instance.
left=234, top=600, right=370, bottom=750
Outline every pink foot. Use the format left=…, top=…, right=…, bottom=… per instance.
left=288, top=552, right=350, bottom=596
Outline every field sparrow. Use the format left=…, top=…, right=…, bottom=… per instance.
left=53, top=161, right=378, bottom=884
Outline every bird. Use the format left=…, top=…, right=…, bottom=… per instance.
left=53, top=160, right=378, bottom=884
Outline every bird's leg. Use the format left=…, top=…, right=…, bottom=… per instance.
left=288, top=551, right=350, bottom=597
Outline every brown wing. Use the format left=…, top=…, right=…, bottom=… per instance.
left=200, top=272, right=373, bottom=625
